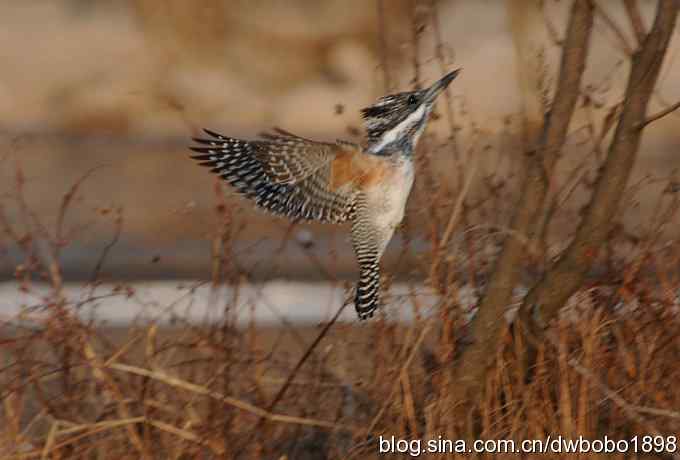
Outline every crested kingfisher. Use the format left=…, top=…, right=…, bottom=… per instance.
left=190, top=69, right=460, bottom=320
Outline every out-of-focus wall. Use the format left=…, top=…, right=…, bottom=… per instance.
left=1, top=1, right=413, bottom=136
left=0, top=1, right=678, bottom=279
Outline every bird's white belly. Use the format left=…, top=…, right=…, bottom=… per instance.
left=369, top=160, right=415, bottom=255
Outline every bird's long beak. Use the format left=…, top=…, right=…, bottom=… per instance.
left=424, top=68, right=461, bottom=102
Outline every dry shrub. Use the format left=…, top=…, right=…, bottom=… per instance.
left=0, top=164, right=678, bottom=459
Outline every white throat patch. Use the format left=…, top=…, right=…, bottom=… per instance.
left=369, top=104, right=426, bottom=154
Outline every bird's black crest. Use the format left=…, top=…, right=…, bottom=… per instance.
left=360, top=90, right=427, bottom=145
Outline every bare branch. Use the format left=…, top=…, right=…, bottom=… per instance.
left=519, top=0, right=678, bottom=346
left=594, top=1, right=634, bottom=56
left=450, top=0, right=595, bottom=405
left=637, top=98, right=680, bottom=129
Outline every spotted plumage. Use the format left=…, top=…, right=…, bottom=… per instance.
left=191, top=129, right=353, bottom=223
left=190, top=69, right=460, bottom=319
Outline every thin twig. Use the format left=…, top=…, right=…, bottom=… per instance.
left=366, top=319, right=432, bottom=435
left=88, top=207, right=122, bottom=285
left=594, top=1, right=634, bottom=56
left=564, top=351, right=680, bottom=460
left=108, top=362, right=354, bottom=432
left=376, top=0, right=392, bottom=92
left=430, top=0, right=460, bottom=163
left=264, top=299, right=349, bottom=416
left=233, top=298, right=351, bottom=456
left=429, top=154, right=478, bottom=283
left=55, top=165, right=107, bottom=255
left=636, top=98, right=680, bottom=129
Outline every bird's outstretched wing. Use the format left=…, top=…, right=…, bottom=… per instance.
left=192, top=128, right=337, bottom=185
left=255, top=128, right=337, bottom=184
left=190, top=128, right=356, bottom=223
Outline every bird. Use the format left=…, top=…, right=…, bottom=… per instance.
left=189, top=69, right=460, bottom=320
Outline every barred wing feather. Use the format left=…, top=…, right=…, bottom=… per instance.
left=190, top=128, right=354, bottom=223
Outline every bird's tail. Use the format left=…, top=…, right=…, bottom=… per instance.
left=354, top=259, right=381, bottom=320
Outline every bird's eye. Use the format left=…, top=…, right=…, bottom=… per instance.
left=407, top=94, right=418, bottom=105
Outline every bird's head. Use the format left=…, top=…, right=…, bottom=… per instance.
left=361, top=69, right=460, bottom=155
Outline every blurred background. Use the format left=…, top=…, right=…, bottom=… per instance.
left=3, top=4, right=680, bottom=456
left=0, top=0, right=678, bottom=285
